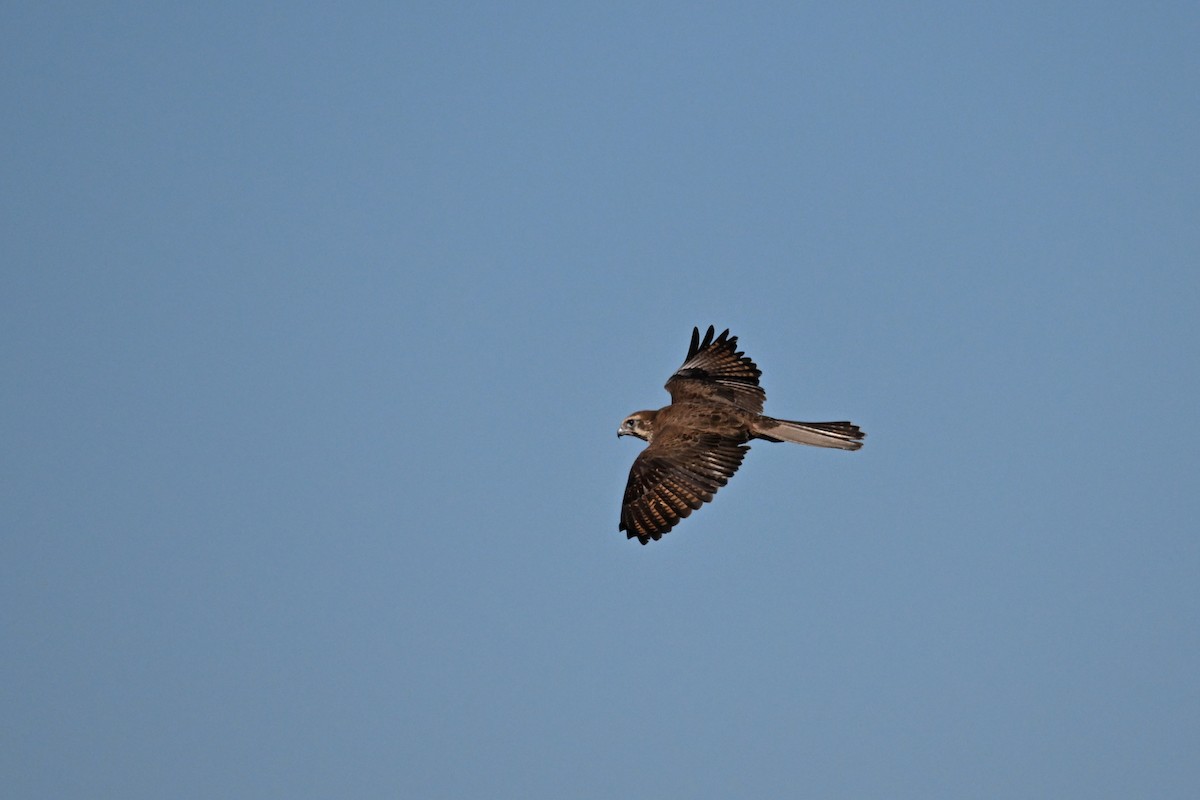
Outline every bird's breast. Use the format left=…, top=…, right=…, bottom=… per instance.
left=658, top=403, right=752, bottom=436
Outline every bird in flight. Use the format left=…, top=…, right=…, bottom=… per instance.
left=617, top=326, right=864, bottom=544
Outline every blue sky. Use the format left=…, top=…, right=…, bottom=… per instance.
left=3, top=3, right=1198, bottom=797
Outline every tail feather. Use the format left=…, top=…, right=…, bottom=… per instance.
left=753, top=417, right=865, bottom=450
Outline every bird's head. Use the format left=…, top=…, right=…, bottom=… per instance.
left=617, top=410, right=657, bottom=442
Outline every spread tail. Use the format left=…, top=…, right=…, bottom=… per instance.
left=753, top=417, right=865, bottom=450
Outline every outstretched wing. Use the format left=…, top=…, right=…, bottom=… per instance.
left=619, top=428, right=749, bottom=545
left=665, top=326, right=765, bottom=414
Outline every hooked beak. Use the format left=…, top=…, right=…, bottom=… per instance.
left=616, top=429, right=626, bottom=438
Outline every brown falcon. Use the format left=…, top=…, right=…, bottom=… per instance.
left=617, top=326, right=864, bottom=544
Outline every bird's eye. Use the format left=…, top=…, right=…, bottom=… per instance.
left=625, top=420, right=635, bottom=428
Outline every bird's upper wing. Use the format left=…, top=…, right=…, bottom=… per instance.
left=619, top=426, right=749, bottom=544
left=664, top=326, right=765, bottom=414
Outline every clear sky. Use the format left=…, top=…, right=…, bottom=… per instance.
left=3, top=3, right=1198, bottom=798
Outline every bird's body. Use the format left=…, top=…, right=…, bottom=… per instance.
left=617, top=326, right=864, bottom=544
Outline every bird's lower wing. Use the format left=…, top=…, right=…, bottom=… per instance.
left=620, top=432, right=748, bottom=544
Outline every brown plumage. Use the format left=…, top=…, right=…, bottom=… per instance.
left=617, top=326, right=864, bottom=544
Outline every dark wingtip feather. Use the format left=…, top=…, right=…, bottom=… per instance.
left=689, top=325, right=731, bottom=358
